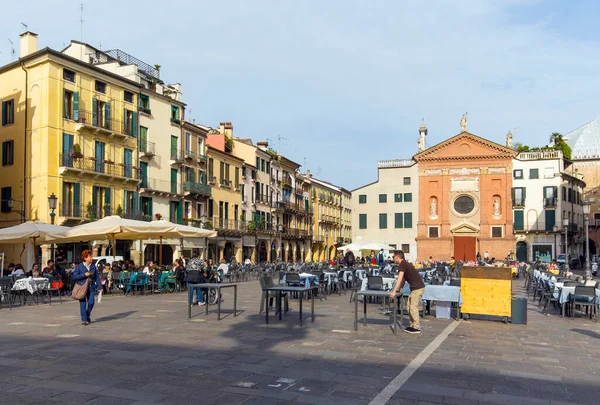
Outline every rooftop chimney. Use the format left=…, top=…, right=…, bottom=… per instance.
left=19, top=31, right=38, bottom=58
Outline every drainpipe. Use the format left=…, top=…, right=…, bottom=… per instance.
left=20, top=62, right=28, bottom=222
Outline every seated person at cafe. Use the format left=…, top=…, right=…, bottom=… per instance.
left=10, top=263, right=24, bottom=277
left=42, top=259, right=55, bottom=276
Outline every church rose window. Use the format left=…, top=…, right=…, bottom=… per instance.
left=454, top=195, right=475, bottom=215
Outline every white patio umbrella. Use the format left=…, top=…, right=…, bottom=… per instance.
left=361, top=242, right=395, bottom=251
left=0, top=220, right=71, bottom=272
left=146, top=220, right=217, bottom=265
left=337, top=243, right=362, bottom=251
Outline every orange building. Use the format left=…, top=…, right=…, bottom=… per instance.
left=414, top=131, right=517, bottom=261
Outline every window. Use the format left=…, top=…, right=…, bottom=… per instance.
left=171, top=168, right=178, bottom=194
left=454, top=195, right=475, bottom=214
left=63, top=89, right=75, bottom=120
left=491, top=226, right=503, bottom=238
left=139, top=94, right=151, bottom=113
left=95, top=80, right=106, bottom=93
left=401, top=244, right=410, bottom=253
left=359, top=214, right=367, bottom=229
left=529, top=168, right=539, bottom=179
left=404, top=212, right=413, bottom=228
left=2, top=99, right=15, bottom=126
left=358, top=195, right=367, bottom=204
left=514, top=210, right=524, bottom=231
left=562, top=186, right=566, bottom=201
left=2, top=141, right=14, bottom=166
left=513, top=169, right=523, bottom=179
left=403, top=177, right=411, bottom=185
left=171, top=105, right=180, bottom=123
left=511, top=187, right=525, bottom=207
left=404, top=193, right=412, bottom=202
left=428, top=226, right=439, bottom=238
left=123, top=109, right=137, bottom=137
left=63, top=69, right=75, bottom=82
left=394, top=213, right=403, bottom=228
left=124, top=90, right=134, bottom=103
left=543, top=186, right=557, bottom=208
left=261, top=159, right=265, bottom=172
left=379, top=213, right=387, bottom=229
left=379, top=194, right=387, bottom=203
left=394, top=193, right=403, bottom=203
left=1, top=187, right=11, bottom=212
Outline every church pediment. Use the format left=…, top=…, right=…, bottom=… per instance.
left=415, top=132, right=517, bottom=162
left=451, top=222, right=480, bottom=234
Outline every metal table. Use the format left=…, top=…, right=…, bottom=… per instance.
left=355, top=290, right=403, bottom=335
left=265, top=286, right=317, bottom=327
left=188, top=283, right=237, bottom=320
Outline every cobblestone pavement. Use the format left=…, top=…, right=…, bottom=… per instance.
left=0, top=279, right=598, bottom=405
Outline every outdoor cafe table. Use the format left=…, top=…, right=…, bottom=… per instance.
left=556, top=285, right=600, bottom=317
left=265, top=285, right=317, bottom=327
left=12, top=277, right=49, bottom=304
left=422, top=285, right=462, bottom=319
left=355, top=290, right=402, bottom=335
left=188, top=283, right=238, bottom=320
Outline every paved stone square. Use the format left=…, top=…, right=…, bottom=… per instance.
left=0, top=280, right=599, bottom=405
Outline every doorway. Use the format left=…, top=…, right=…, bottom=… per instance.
left=453, top=236, right=476, bottom=261
left=516, top=241, right=527, bottom=262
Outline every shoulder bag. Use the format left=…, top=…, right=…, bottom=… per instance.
left=71, top=278, right=90, bottom=300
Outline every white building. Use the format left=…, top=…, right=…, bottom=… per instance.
left=512, top=150, right=586, bottom=262
left=351, top=159, right=419, bottom=261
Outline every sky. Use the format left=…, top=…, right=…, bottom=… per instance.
left=2, top=0, right=600, bottom=190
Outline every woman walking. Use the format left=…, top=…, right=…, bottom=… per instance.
left=72, top=250, right=102, bottom=326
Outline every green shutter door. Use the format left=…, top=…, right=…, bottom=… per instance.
left=92, top=186, right=98, bottom=218
left=104, top=103, right=111, bottom=129
left=140, top=127, right=147, bottom=152
left=132, top=191, right=138, bottom=214
left=131, top=112, right=137, bottom=138
left=379, top=214, right=387, bottom=229
left=171, top=136, right=178, bottom=158
left=123, top=190, right=129, bottom=214
left=124, top=148, right=132, bottom=178
left=123, top=109, right=128, bottom=134
left=359, top=214, right=367, bottom=229
left=171, top=168, right=177, bottom=194
left=73, top=92, right=79, bottom=121
left=63, top=89, right=67, bottom=118
left=514, top=210, right=524, bottom=231
left=92, top=98, right=98, bottom=126
left=104, top=188, right=111, bottom=217
left=545, top=210, right=555, bottom=231
left=140, top=162, right=148, bottom=188
left=395, top=213, right=403, bottom=228
left=95, top=141, right=104, bottom=173
left=176, top=201, right=182, bottom=224
left=73, top=183, right=81, bottom=217
left=62, top=133, right=73, bottom=167
left=404, top=212, right=413, bottom=228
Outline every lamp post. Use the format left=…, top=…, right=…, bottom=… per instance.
left=278, top=223, right=284, bottom=262
left=553, top=224, right=559, bottom=261
left=563, top=215, right=570, bottom=273
left=583, top=201, right=591, bottom=280
left=48, top=193, right=58, bottom=261
left=325, top=229, right=329, bottom=262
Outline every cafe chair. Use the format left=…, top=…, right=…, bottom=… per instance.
left=568, top=286, right=597, bottom=320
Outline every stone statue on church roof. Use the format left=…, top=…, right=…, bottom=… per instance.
left=460, top=112, right=467, bottom=132
left=506, top=130, right=513, bottom=148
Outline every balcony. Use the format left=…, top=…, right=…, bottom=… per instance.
left=183, top=181, right=211, bottom=197
left=282, top=227, right=309, bottom=239
left=282, top=176, right=293, bottom=188
left=184, top=150, right=195, bottom=160
left=255, top=194, right=271, bottom=206
left=59, top=154, right=140, bottom=182
left=378, top=159, right=414, bottom=169
left=197, top=154, right=207, bottom=164
left=76, top=110, right=132, bottom=139
left=212, top=216, right=244, bottom=235
left=170, top=148, right=184, bottom=164
left=220, top=178, right=232, bottom=188
left=122, top=211, right=152, bottom=222
left=517, top=150, right=562, bottom=161
left=140, top=177, right=181, bottom=196
left=543, top=197, right=557, bottom=208
left=140, top=140, right=156, bottom=158
left=313, top=234, right=324, bottom=243
left=208, top=175, right=217, bottom=185
left=512, top=198, right=525, bottom=208
left=320, top=214, right=339, bottom=225
left=59, top=203, right=84, bottom=219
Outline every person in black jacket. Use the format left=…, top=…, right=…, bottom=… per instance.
left=186, top=255, right=206, bottom=306
left=344, top=249, right=355, bottom=268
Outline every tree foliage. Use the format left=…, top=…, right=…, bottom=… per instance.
left=514, top=132, right=571, bottom=159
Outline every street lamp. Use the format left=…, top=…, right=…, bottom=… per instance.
left=48, top=193, right=58, bottom=261
left=325, top=229, right=329, bottom=262
left=552, top=224, right=559, bottom=261
left=278, top=223, right=284, bottom=262
left=583, top=201, right=591, bottom=280
left=563, top=215, right=570, bottom=273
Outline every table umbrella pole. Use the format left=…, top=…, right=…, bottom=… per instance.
left=159, top=236, right=163, bottom=267
left=180, top=237, right=183, bottom=259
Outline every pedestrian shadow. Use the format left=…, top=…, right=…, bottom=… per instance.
left=189, top=308, right=246, bottom=320
left=94, top=311, right=137, bottom=323
left=571, top=328, right=600, bottom=339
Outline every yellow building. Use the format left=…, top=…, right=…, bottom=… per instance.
left=206, top=139, right=244, bottom=262
left=0, top=32, right=141, bottom=264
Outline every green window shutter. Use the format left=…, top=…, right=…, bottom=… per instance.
left=123, top=108, right=128, bottom=132
left=359, top=214, right=367, bottom=229
left=9, top=102, right=13, bottom=124
left=171, top=168, right=178, bottom=194
left=149, top=197, right=153, bottom=217
left=73, top=91, right=79, bottom=121
left=104, top=187, right=111, bottom=216
left=379, top=213, right=387, bottom=229
left=131, top=112, right=137, bottom=138
left=73, top=183, right=81, bottom=217
left=395, top=213, right=403, bottom=228
left=545, top=210, right=555, bottom=231
left=92, top=186, right=98, bottom=213
left=514, top=210, right=524, bottom=231
left=62, top=133, right=73, bottom=165
left=104, top=102, right=111, bottom=128
left=140, top=127, right=148, bottom=152
left=132, top=191, right=138, bottom=213
left=176, top=201, right=182, bottom=223
left=92, top=98, right=98, bottom=126
left=1, top=102, right=7, bottom=126
left=404, top=212, right=413, bottom=228
left=63, top=89, right=67, bottom=118
left=170, top=136, right=178, bottom=157
left=404, top=193, right=412, bottom=202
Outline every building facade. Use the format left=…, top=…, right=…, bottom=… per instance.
left=351, top=159, right=419, bottom=261
left=512, top=150, right=585, bottom=262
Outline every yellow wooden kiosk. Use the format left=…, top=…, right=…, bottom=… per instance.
left=460, top=266, right=512, bottom=323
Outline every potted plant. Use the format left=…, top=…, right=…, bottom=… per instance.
left=155, top=213, right=162, bottom=220
left=86, top=202, right=95, bottom=221
left=69, top=144, right=83, bottom=159
left=103, top=159, right=114, bottom=164
left=248, top=221, right=256, bottom=232
left=115, top=205, right=123, bottom=217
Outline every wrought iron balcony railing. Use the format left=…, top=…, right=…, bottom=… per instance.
left=59, top=154, right=140, bottom=180
left=183, top=181, right=211, bottom=197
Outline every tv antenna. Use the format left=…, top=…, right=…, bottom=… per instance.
left=21, top=22, right=28, bottom=30
left=79, top=4, right=85, bottom=41
left=316, top=165, right=321, bottom=176
left=7, top=39, right=14, bottom=61
left=276, top=134, right=289, bottom=153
